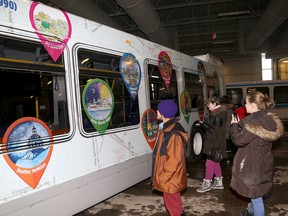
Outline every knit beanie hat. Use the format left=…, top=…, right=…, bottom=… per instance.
left=157, top=99, right=178, bottom=118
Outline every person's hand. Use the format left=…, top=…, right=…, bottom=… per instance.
left=231, top=114, right=239, bottom=124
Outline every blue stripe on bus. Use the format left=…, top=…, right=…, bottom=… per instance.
left=226, top=82, right=288, bottom=87
left=274, top=104, right=288, bottom=108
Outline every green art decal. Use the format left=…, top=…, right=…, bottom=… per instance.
left=180, top=90, right=192, bottom=123
left=82, top=79, right=114, bottom=134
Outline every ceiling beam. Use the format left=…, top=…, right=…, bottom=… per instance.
left=109, top=0, right=238, bottom=16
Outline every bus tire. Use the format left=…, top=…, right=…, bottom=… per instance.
left=189, top=127, right=204, bottom=161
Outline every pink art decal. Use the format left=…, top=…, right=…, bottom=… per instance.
left=29, top=2, right=72, bottom=62
left=158, top=51, right=173, bottom=89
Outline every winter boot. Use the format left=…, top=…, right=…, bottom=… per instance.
left=211, top=176, right=224, bottom=189
left=196, top=179, right=212, bottom=193
left=247, top=202, right=254, bottom=215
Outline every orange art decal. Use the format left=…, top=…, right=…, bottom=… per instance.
left=141, top=109, right=159, bottom=150
left=2, top=117, right=53, bottom=189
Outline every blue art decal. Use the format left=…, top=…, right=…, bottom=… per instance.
left=120, top=53, right=141, bottom=100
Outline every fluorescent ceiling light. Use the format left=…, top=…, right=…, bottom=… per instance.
left=218, top=10, right=250, bottom=17
left=211, top=49, right=230, bottom=53
left=81, top=58, right=90, bottom=64
left=212, top=40, right=234, bottom=45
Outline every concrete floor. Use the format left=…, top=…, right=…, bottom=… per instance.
left=75, top=132, right=288, bottom=216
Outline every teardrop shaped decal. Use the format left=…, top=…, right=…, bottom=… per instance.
left=180, top=90, right=192, bottom=123
left=141, top=109, right=159, bottom=150
left=158, top=51, right=173, bottom=89
left=120, top=53, right=141, bottom=100
left=2, top=117, right=53, bottom=189
left=29, top=2, right=72, bottom=62
left=82, top=79, right=114, bottom=134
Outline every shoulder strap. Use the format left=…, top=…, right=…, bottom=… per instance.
left=160, top=128, right=187, bottom=156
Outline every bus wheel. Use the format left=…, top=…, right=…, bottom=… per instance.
left=190, top=127, right=204, bottom=161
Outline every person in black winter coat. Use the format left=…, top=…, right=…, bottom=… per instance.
left=230, top=91, right=284, bottom=216
left=196, top=97, right=227, bottom=193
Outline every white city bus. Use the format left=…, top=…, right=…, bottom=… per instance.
left=0, top=1, right=224, bottom=215
left=226, top=80, right=288, bottom=122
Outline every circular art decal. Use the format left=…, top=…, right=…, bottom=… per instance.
left=141, top=109, right=159, bottom=150
left=82, top=78, right=114, bottom=134
left=180, top=90, right=192, bottom=123
left=197, top=61, right=206, bottom=121
left=120, top=53, right=141, bottom=100
left=158, top=51, right=173, bottom=89
left=2, top=117, right=53, bottom=189
left=29, top=2, right=72, bottom=62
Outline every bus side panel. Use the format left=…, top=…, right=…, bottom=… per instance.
left=1, top=153, right=152, bottom=216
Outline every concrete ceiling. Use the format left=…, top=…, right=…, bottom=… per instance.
left=36, top=0, right=288, bottom=62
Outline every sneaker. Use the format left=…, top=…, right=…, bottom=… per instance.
left=196, top=179, right=211, bottom=193
left=240, top=208, right=253, bottom=216
left=211, top=176, right=224, bottom=190
left=247, top=202, right=254, bottom=215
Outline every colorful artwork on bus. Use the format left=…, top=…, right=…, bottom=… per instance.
left=141, top=109, right=158, bottom=150
left=29, top=2, right=72, bottom=62
left=2, top=117, right=53, bottom=189
left=197, top=61, right=206, bottom=120
left=158, top=51, right=172, bottom=89
left=120, top=53, right=141, bottom=100
left=82, top=79, right=114, bottom=134
left=180, top=90, right=192, bottom=123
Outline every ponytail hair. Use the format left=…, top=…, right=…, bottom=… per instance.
left=247, top=91, right=275, bottom=110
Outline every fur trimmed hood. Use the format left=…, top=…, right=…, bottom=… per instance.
left=245, top=112, right=284, bottom=141
left=230, top=111, right=284, bottom=198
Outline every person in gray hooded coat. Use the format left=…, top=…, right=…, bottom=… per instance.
left=230, top=91, right=284, bottom=216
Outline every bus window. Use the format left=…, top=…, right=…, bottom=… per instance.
left=184, top=72, right=202, bottom=109
left=226, top=81, right=288, bottom=122
left=148, top=64, right=179, bottom=115
left=247, top=87, right=269, bottom=96
left=274, top=86, right=288, bottom=104
left=226, top=88, right=243, bottom=105
left=0, top=36, right=69, bottom=142
left=207, top=75, right=220, bottom=98
left=78, top=49, right=140, bottom=133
